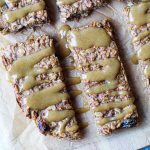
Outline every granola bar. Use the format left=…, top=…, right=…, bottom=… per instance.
left=1, top=35, right=80, bottom=139
left=0, top=0, right=48, bottom=34
left=0, top=0, right=7, bottom=26
left=56, top=0, right=105, bottom=22
left=61, top=21, right=138, bottom=135
left=124, top=1, right=150, bottom=92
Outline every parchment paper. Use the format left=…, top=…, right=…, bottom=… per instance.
left=0, top=1, right=150, bottom=150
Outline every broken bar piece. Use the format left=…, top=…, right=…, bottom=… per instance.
left=62, top=21, right=138, bottom=135
left=125, top=1, right=150, bottom=92
left=56, top=0, right=105, bottom=22
left=1, top=35, right=80, bottom=139
left=0, top=0, right=48, bottom=34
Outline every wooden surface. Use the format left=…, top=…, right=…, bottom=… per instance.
left=0, top=1, right=150, bottom=150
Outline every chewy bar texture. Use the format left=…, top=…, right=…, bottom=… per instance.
left=65, top=21, right=138, bottom=134
left=0, top=0, right=48, bottom=34
left=57, top=0, right=105, bottom=22
left=1, top=35, right=80, bottom=139
left=125, top=1, right=150, bottom=91
left=0, top=0, right=7, bottom=23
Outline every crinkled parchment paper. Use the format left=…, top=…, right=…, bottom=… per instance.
left=0, top=1, right=150, bottom=150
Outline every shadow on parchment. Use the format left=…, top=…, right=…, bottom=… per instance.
left=45, top=0, right=59, bottom=25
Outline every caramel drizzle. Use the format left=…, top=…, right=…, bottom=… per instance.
left=66, top=77, right=81, bottom=86
left=87, top=80, right=118, bottom=94
left=26, top=83, right=69, bottom=110
left=46, top=110, right=75, bottom=122
left=75, top=107, right=90, bottom=114
left=63, top=66, right=75, bottom=71
left=97, top=105, right=136, bottom=125
left=68, top=27, right=111, bottom=49
left=58, top=25, right=71, bottom=59
left=129, top=2, right=150, bottom=76
left=82, top=58, right=121, bottom=101
left=129, top=2, right=150, bottom=26
left=133, top=30, right=150, bottom=43
left=69, top=90, right=82, bottom=97
left=21, top=67, right=62, bottom=91
left=46, top=110, right=79, bottom=133
left=0, top=0, right=5, bottom=7
left=94, top=99, right=134, bottom=112
left=138, top=42, right=150, bottom=61
left=4, top=0, right=45, bottom=23
left=82, top=58, right=120, bottom=82
left=8, top=43, right=78, bottom=134
left=66, top=24, right=136, bottom=126
left=57, top=0, right=77, bottom=5
left=144, top=61, right=150, bottom=77
left=9, top=47, right=54, bottom=91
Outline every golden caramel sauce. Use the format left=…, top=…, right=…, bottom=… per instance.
left=4, top=0, right=45, bottom=23
left=75, top=107, right=90, bottom=114
left=57, top=0, right=77, bottom=5
left=133, top=30, right=150, bottom=43
left=97, top=105, right=136, bottom=125
left=21, top=67, right=62, bottom=91
left=110, top=91, right=128, bottom=96
left=83, top=101, right=88, bottom=107
left=87, top=80, right=118, bottom=94
left=68, top=27, right=111, bottom=49
left=131, top=42, right=150, bottom=65
left=137, top=42, right=150, bottom=60
left=9, top=48, right=54, bottom=84
left=58, top=118, right=69, bottom=134
left=58, top=116, right=79, bottom=133
left=94, top=99, right=134, bottom=112
left=8, top=41, right=78, bottom=132
left=58, top=25, right=71, bottom=59
left=70, top=90, right=82, bottom=97
left=46, top=110, right=75, bottom=122
left=131, top=54, right=139, bottom=64
left=66, top=124, right=79, bottom=133
left=82, top=58, right=120, bottom=82
left=66, top=24, right=135, bottom=125
left=26, top=83, right=69, bottom=110
left=0, top=0, right=5, bottom=7
left=66, top=77, right=81, bottom=86
left=63, top=66, right=75, bottom=71
left=79, top=122, right=88, bottom=129
left=129, top=2, right=150, bottom=26
left=144, top=63, right=150, bottom=77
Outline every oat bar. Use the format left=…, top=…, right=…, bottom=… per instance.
left=0, top=0, right=7, bottom=26
left=56, top=0, right=105, bottom=22
left=1, top=35, right=80, bottom=139
left=0, top=0, right=48, bottom=34
left=62, top=21, right=138, bottom=135
left=125, top=1, right=150, bottom=92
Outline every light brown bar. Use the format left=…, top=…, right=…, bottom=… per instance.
left=56, top=0, right=105, bottom=22
left=1, top=35, right=80, bottom=139
left=125, top=1, right=150, bottom=93
left=0, top=0, right=48, bottom=34
left=61, top=20, right=138, bottom=135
